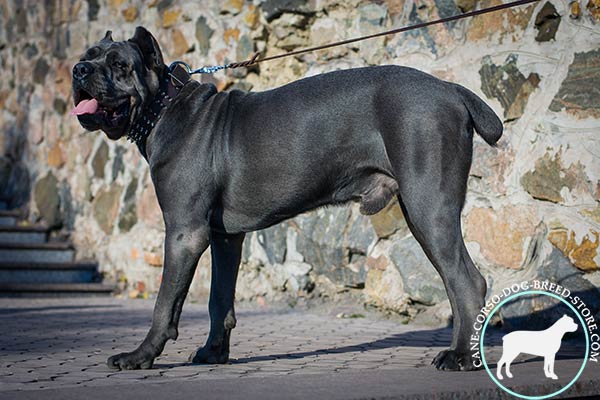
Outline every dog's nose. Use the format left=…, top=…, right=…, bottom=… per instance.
left=72, top=62, right=94, bottom=80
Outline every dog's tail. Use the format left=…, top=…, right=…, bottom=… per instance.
left=455, top=85, right=503, bottom=146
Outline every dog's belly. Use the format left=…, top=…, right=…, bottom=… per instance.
left=214, top=136, right=397, bottom=233
left=216, top=167, right=397, bottom=234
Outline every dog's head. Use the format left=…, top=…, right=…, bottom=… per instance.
left=559, top=315, right=578, bottom=333
left=71, top=27, right=165, bottom=140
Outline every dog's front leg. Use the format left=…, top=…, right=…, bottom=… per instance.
left=547, top=355, right=558, bottom=380
left=190, top=231, right=245, bottom=364
left=108, top=226, right=209, bottom=370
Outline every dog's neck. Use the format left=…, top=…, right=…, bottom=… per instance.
left=547, top=319, right=569, bottom=336
left=127, top=64, right=191, bottom=159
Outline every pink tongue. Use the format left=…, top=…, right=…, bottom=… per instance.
left=70, top=98, right=99, bottom=116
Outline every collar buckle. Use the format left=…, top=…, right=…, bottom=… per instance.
left=168, top=63, right=191, bottom=88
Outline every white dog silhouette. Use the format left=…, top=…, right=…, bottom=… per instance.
left=496, top=314, right=578, bottom=380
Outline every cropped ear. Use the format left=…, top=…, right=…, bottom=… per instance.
left=102, top=30, right=113, bottom=42
left=128, top=26, right=165, bottom=73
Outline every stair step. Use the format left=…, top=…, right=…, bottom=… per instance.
left=0, top=242, right=74, bottom=263
left=0, top=210, right=19, bottom=216
left=0, top=210, right=22, bottom=227
left=0, top=261, right=99, bottom=283
left=0, top=217, right=16, bottom=227
left=0, top=226, right=48, bottom=244
left=0, top=282, right=116, bottom=297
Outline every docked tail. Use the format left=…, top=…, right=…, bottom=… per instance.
left=456, top=85, right=503, bottom=146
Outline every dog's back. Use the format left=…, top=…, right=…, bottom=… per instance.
left=501, top=315, right=578, bottom=357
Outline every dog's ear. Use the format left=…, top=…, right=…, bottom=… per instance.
left=128, top=26, right=165, bottom=73
left=102, top=30, right=113, bottom=42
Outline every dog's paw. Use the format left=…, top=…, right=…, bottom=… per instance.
left=432, top=349, right=477, bottom=371
left=107, top=351, right=155, bottom=370
left=189, top=345, right=229, bottom=364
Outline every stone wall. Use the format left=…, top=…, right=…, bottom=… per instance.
left=1, top=0, right=599, bottom=325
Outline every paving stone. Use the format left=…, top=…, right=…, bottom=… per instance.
left=0, top=297, right=596, bottom=399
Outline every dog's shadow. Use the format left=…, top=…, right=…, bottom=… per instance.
left=229, top=328, right=452, bottom=364
left=154, top=326, right=584, bottom=370
left=235, top=328, right=585, bottom=367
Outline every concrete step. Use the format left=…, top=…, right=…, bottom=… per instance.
left=0, top=242, right=74, bottom=263
left=0, top=282, right=116, bottom=297
left=0, top=225, right=48, bottom=244
left=0, top=261, right=100, bottom=283
left=0, top=210, right=20, bottom=227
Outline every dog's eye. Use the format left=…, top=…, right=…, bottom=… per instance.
left=113, top=61, right=127, bottom=70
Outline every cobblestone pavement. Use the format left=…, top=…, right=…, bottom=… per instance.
left=0, top=297, right=597, bottom=399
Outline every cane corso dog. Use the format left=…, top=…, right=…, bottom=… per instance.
left=71, top=27, right=502, bottom=371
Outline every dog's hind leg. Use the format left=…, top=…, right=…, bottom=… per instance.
left=108, top=226, right=210, bottom=370
left=498, top=348, right=518, bottom=379
left=190, top=231, right=245, bottom=364
left=404, top=200, right=485, bottom=372
left=384, top=122, right=486, bottom=371
left=504, top=355, right=515, bottom=378
left=496, top=356, right=505, bottom=380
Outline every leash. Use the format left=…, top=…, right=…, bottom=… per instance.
left=144, top=0, right=539, bottom=160
left=168, top=0, right=540, bottom=76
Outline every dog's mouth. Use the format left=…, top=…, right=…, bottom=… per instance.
left=71, top=89, right=130, bottom=129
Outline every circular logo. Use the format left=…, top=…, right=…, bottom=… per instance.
left=480, top=290, right=589, bottom=400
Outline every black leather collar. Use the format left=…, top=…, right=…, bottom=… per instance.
left=126, top=64, right=191, bottom=159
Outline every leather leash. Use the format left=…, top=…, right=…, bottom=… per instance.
left=130, top=0, right=540, bottom=159
left=175, top=0, right=541, bottom=75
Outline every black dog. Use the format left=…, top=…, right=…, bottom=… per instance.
left=71, top=27, right=502, bottom=371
